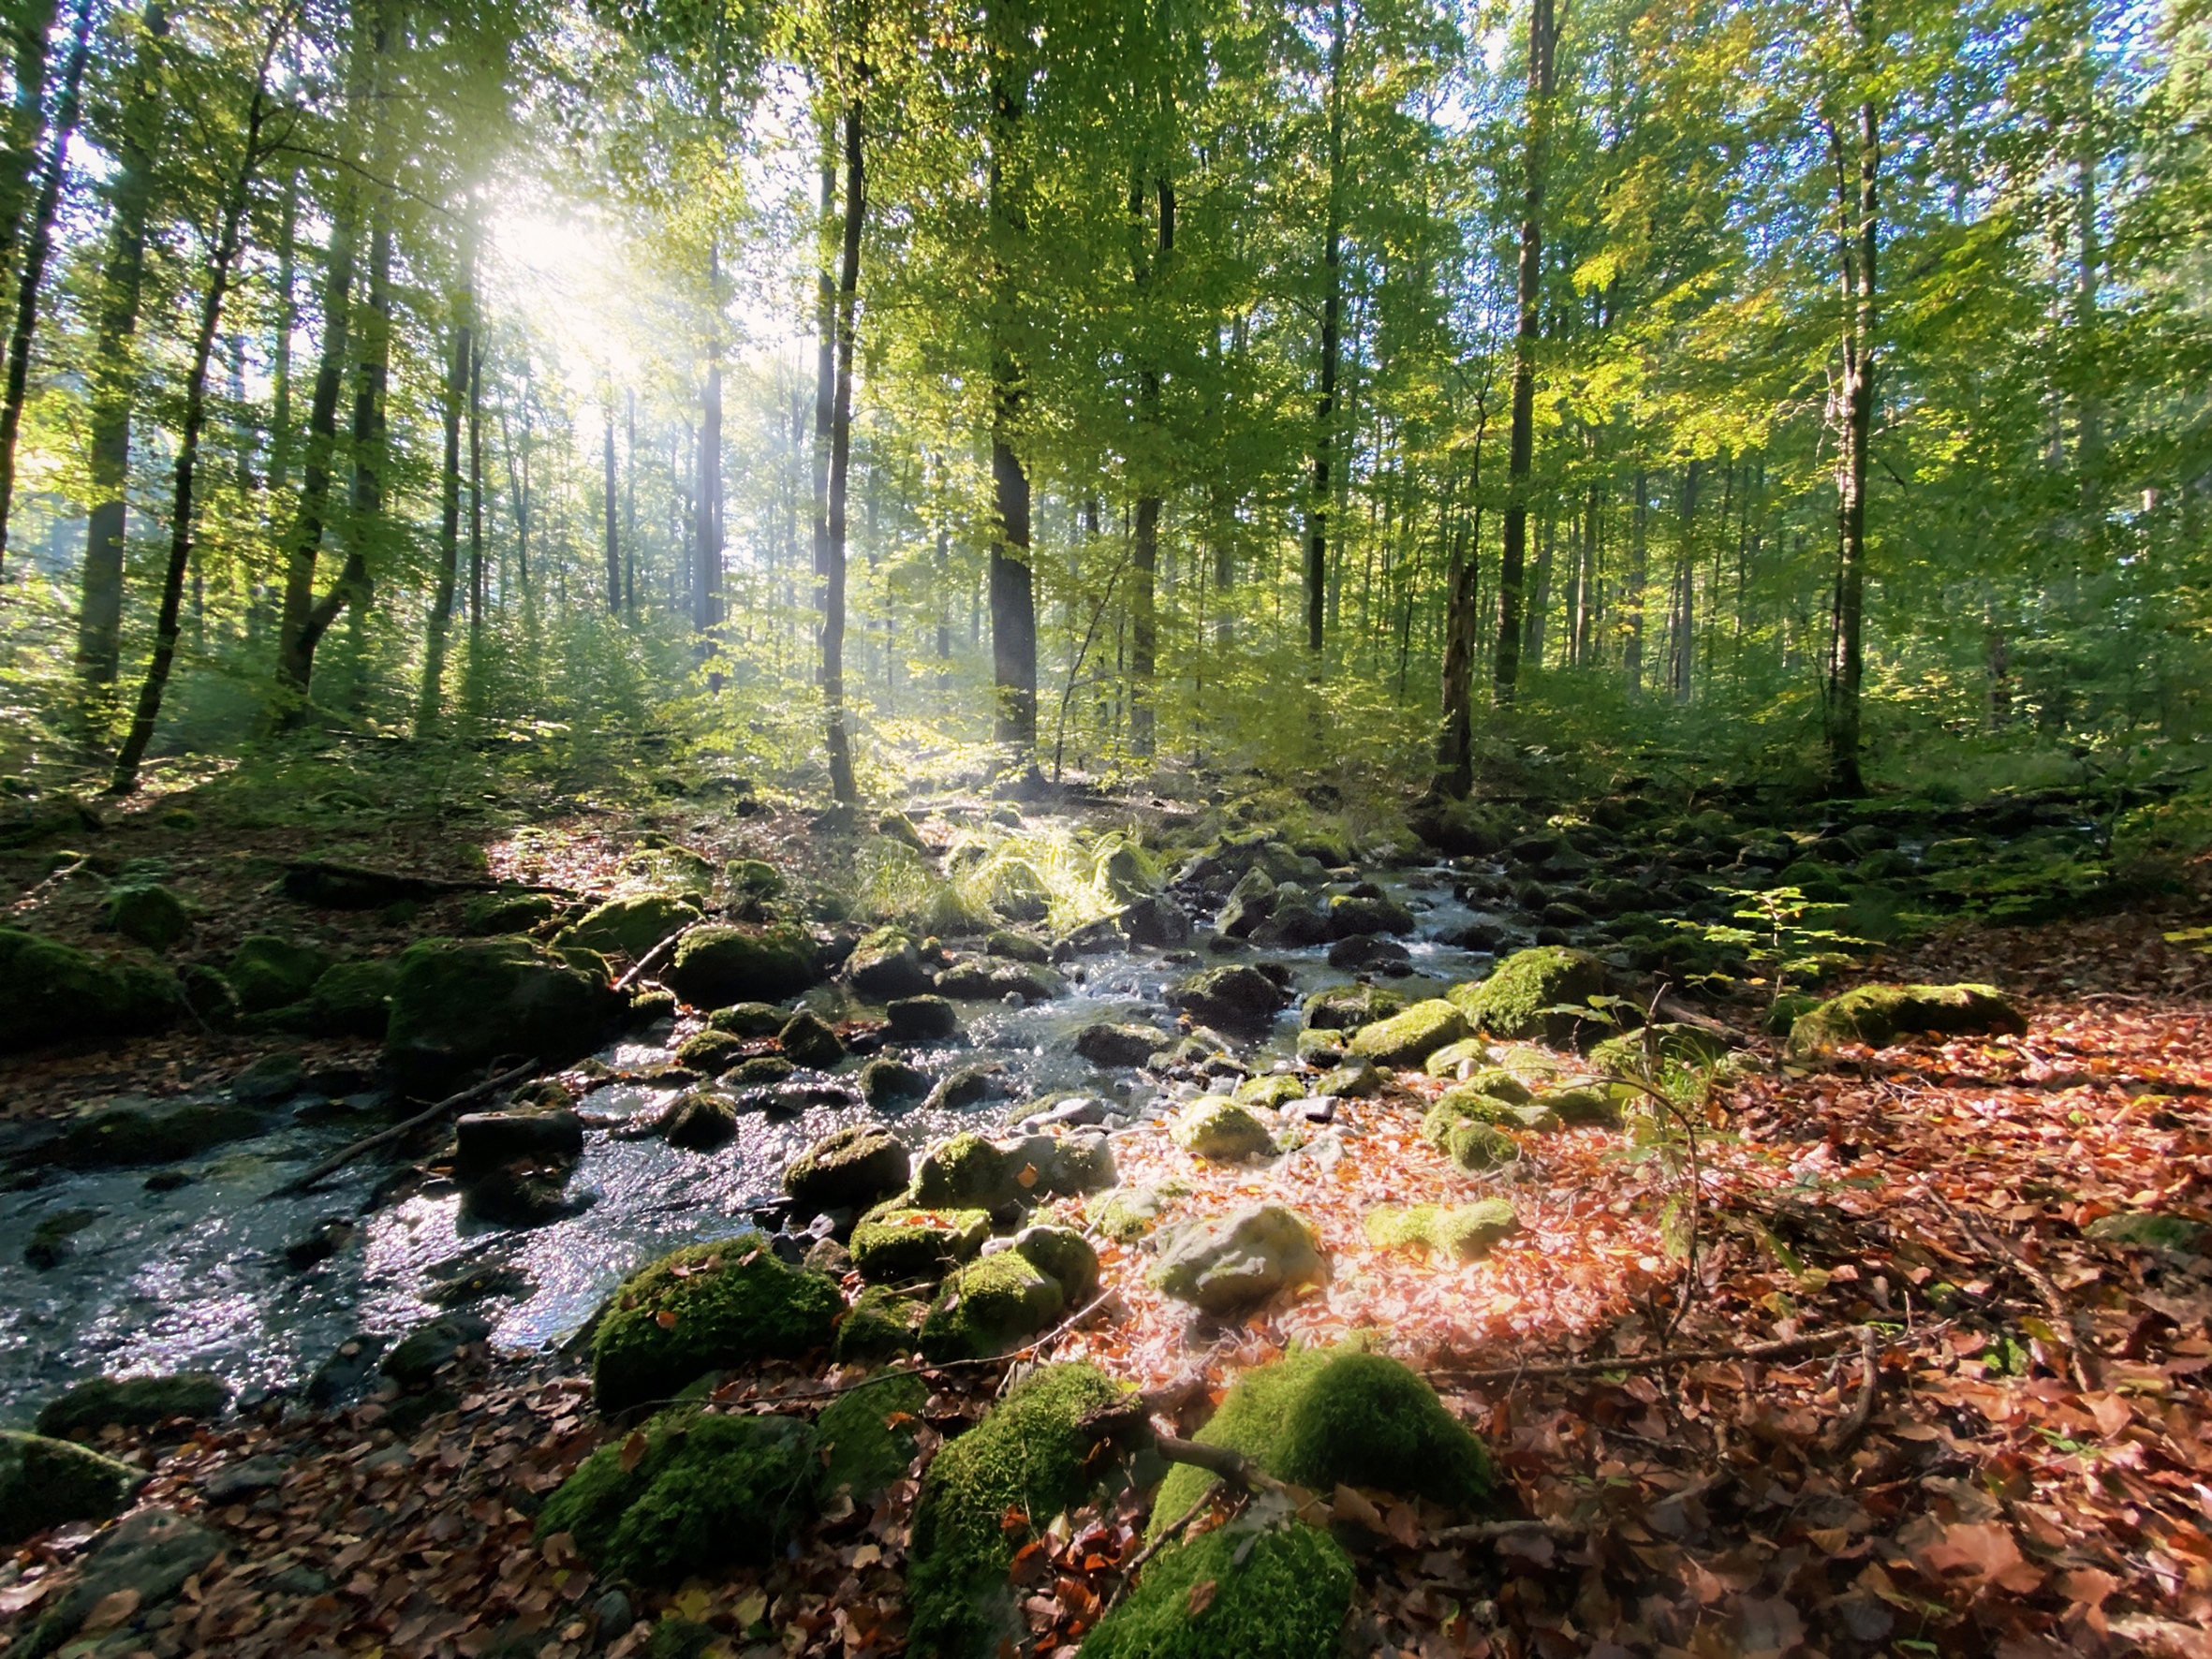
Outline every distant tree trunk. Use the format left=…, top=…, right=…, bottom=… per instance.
left=267, top=164, right=299, bottom=495
left=1823, top=94, right=1879, bottom=798
left=811, top=125, right=834, bottom=601
left=986, top=15, right=1037, bottom=761
left=2073, top=131, right=2101, bottom=510
left=467, top=338, right=484, bottom=634
left=416, top=228, right=474, bottom=736
left=0, top=0, right=58, bottom=292
left=1305, top=0, right=1346, bottom=657
left=328, top=174, right=394, bottom=712
left=821, top=99, right=864, bottom=806
left=601, top=402, right=618, bottom=612
left=1523, top=510, right=1553, bottom=671
left=1623, top=466, right=1647, bottom=691
left=1492, top=0, right=1556, bottom=706
left=76, top=3, right=169, bottom=699
left=110, top=61, right=271, bottom=793
left=695, top=242, right=722, bottom=642
left=0, top=0, right=93, bottom=578
left=624, top=389, right=636, bottom=619
left=1670, top=459, right=1699, bottom=701
left=1129, top=163, right=1173, bottom=758
left=1435, top=403, right=1489, bottom=795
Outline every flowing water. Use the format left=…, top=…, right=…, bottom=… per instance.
left=0, top=863, right=1515, bottom=1424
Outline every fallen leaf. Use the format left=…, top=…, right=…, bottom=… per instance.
left=1332, top=1484, right=1386, bottom=1535
left=1187, top=1579, right=1217, bottom=1616
left=618, top=1431, right=647, bottom=1473
left=80, top=1587, right=140, bottom=1635
left=654, top=1309, right=678, bottom=1329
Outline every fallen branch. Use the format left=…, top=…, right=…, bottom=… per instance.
left=614, top=925, right=692, bottom=992
left=1929, top=1191, right=2102, bottom=1392
left=1151, top=1432, right=1293, bottom=1499
left=1430, top=1325, right=1865, bottom=1386
left=1097, top=1481, right=1227, bottom=1620
left=1826, top=1325, right=1883, bottom=1456
left=1428, top=1516, right=1586, bottom=1544
left=268, top=1059, right=538, bottom=1197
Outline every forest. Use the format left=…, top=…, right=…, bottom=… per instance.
left=0, top=0, right=2210, bottom=1656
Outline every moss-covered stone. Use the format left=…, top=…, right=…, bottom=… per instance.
left=833, top=1285, right=929, bottom=1361
left=908, top=1365, right=1130, bottom=1659
left=2087, top=1211, right=2205, bottom=1252
left=674, top=1028, right=749, bottom=1073
left=784, top=1124, right=910, bottom=1215
left=1347, top=999, right=1470, bottom=1068
left=664, top=922, right=819, bottom=1009
left=818, top=1372, right=927, bottom=1495
left=461, top=889, right=559, bottom=935
left=1422, top=1088, right=1555, bottom=1143
left=1168, top=1098, right=1276, bottom=1162
left=1327, top=892, right=1415, bottom=939
left=535, top=1407, right=817, bottom=1584
left=385, top=936, right=624, bottom=1090
left=558, top=894, right=702, bottom=961
left=36, top=1373, right=229, bottom=1440
left=264, top=956, right=397, bottom=1039
left=1082, top=1513, right=1354, bottom=1659
left=0, top=1431, right=145, bottom=1544
left=107, top=883, right=189, bottom=952
left=1075, top=1021, right=1173, bottom=1068
left=919, top=1250, right=1067, bottom=1361
left=845, top=926, right=936, bottom=1000
left=658, top=1089, right=738, bottom=1151
left=1232, top=1073, right=1308, bottom=1112
left=1300, top=982, right=1409, bottom=1032
left=0, top=928, right=178, bottom=1052
left=1169, top=964, right=1290, bottom=1032
left=888, top=994, right=962, bottom=1041
left=1529, top=1081, right=1628, bottom=1126
left=778, top=1008, right=846, bottom=1068
left=849, top=1206, right=991, bottom=1282
left=706, top=1001, right=789, bottom=1037
left=1443, top=1118, right=1519, bottom=1171
left=1012, top=1224, right=1099, bottom=1303
left=1448, top=947, right=1611, bottom=1047
left=1364, top=1200, right=1520, bottom=1262
left=728, top=858, right=783, bottom=898
left=858, top=1055, right=929, bottom=1106
left=227, top=935, right=332, bottom=1014
left=910, top=1132, right=1015, bottom=1210
left=591, top=1238, right=842, bottom=1415
left=1087, top=1184, right=1172, bottom=1242
left=1315, top=1059, right=1382, bottom=1098
left=1147, top=1349, right=1492, bottom=1543
left=1786, top=982, right=2027, bottom=1057
left=1150, top=1203, right=1323, bottom=1313
left=51, top=1098, right=266, bottom=1168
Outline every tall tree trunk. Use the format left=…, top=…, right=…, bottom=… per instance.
left=267, top=164, right=299, bottom=493
left=1824, top=95, right=1879, bottom=798
left=0, top=0, right=93, bottom=577
left=695, top=242, right=722, bottom=641
left=624, top=388, right=636, bottom=619
left=467, top=338, right=484, bottom=634
left=416, top=227, right=474, bottom=736
left=1623, top=466, right=1646, bottom=691
left=1671, top=459, right=1699, bottom=701
left=821, top=100, right=864, bottom=806
left=324, top=171, right=394, bottom=714
left=810, top=125, right=834, bottom=601
left=77, top=3, right=170, bottom=700
left=1129, top=164, right=1173, bottom=758
left=1492, top=0, right=1556, bottom=706
left=1304, top=0, right=1346, bottom=656
left=986, top=9, right=1037, bottom=762
left=602, top=401, right=618, bottom=612
left=1523, top=509, right=1553, bottom=670
left=2073, top=130, right=2101, bottom=510
left=110, top=59, right=273, bottom=793
left=0, top=0, right=58, bottom=293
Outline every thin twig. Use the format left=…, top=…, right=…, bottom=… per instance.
left=1428, top=1516, right=1585, bottom=1544
left=1430, top=1325, right=1866, bottom=1386
left=1928, top=1190, right=2101, bottom=1392
left=1825, top=1324, right=1882, bottom=1456
left=614, top=925, right=691, bottom=991
left=268, top=1059, right=538, bottom=1197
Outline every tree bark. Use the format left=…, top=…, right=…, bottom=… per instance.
left=110, top=55, right=273, bottom=792
left=986, top=8, right=1037, bottom=761
left=0, top=0, right=58, bottom=291
left=602, top=401, right=618, bottom=612
left=821, top=99, right=863, bottom=806
left=0, top=0, right=93, bottom=577
left=1824, top=94, right=1878, bottom=798
left=1304, top=0, right=1347, bottom=657
left=77, top=3, right=169, bottom=699
left=1129, top=165, right=1173, bottom=758
left=1491, top=0, right=1556, bottom=707
left=695, top=242, right=722, bottom=640
left=1671, top=459, right=1699, bottom=701
left=416, top=218, right=474, bottom=737
left=1623, top=466, right=1646, bottom=691
left=467, top=336, right=484, bottom=635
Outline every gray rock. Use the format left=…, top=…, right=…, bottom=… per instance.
left=1169, top=964, right=1290, bottom=1034
left=1149, top=1203, right=1326, bottom=1313
left=306, top=1333, right=389, bottom=1409
left=1119, top=895, right=1190, bottom=948
left=201, top=1455, right=286, bottom=1503
left=18, top=1506, right=221, bottom=1655
left=380, top=1313, right=492, bottom=1391
left=782, top=1124, right=910, bottom=1216
left=1074, top=1021, right=1173, bottom=1068
left=596, top=1589, right=636, bottom=1641
left=231, top=1051, right=305, bottom=1105
left=886, top=994, right=961, bottom=1042
left=452, top=1109, right=584, bottom=1181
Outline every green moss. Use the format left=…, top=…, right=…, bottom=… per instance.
left=1787, top=982, right=2026, bottom=1057
left=1346, top=999, right=1470, bottom=1068
left=1588, top=1023, right=1731, bottom=1075
left=1447, top=947, right=1611, bottom=1047
left=1300, top=983, right=1408, bottom=1032
left=817, top=1372, right=927, bottom=1495
left=1148, top=1350, right=1492, bottom=1543
left=908, top=1364, right=1130, bottom=1659
left=1364, top=1201, right=1520, bottom=1262
left=1168, top=1098, right=1276, bottom=1161
left=52, top=1099, right=266, bottom=1167
left=778, top=1009, right=846, bottom=1067
left=1443, top=1120, right=1518, bottom=1172
left=0, top=1431, right=144, bottom=1545
left=36, top=1373, right=229, bottom=1439
left=1013, top=1225, right=1099, bottom=1303
left=228, top=935, right=332, bottom=1014
left=385, top=935, right=623, bottom=1090
left=0, top=928, right=177, bottom=1053
left=848, top=1205, right=990, bottom=1282
left=461, top=889, right=558, bottom=935
left=535, top=1408, right=817, bottom=1584
left=1081, top=1515, right=1355, bottom=1659
left=673, top=1029, right=748, bottom=1073
left=1422, top=1088, right=1555, bottom=1143
left=274, top=957, right=396, bottom=1039
left=107, top=883, right=189, bottom=952
left=659, top=1089, right=738, bottom=1151
left=1529, top=1082, right=1627, bottom=1126
left=1087, top=1184, right=1172, bottom=1243
left=591, top=1238, right=841, bottom=1416
left=918, top=1251, right=1067, bottom=1362
left=663, top=922, right=818, bottom=1009
left=833, top=1285, right=928, bottom=1362
left=784, top=1124, right=910, bottom=1214
left=910, top=1132, right=1014, bottom=1209
left=706, top=1001, right=788, bottom=1037
left=1232, top=1073, right=1307, bottom=1111
left=558, top=895, right=702, bottom=960
left=2087, top=1211, right=2205, bottom=1252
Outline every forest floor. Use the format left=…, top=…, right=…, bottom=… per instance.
left=6, top=766, right=2212, bottom=1659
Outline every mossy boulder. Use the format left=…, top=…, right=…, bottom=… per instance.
left=777, top=1009, right=846, bottom=1068
left=1168, top=964, right=1290, bottom=1033
left=1327, top=893, right=1415, bottom=939
left=664, top=923, right=820, bottom=1009
left=1787, top=982, right=2027, bottom=1057
left=908, top=1365, right=1131, bottom=1659
left=1301, top=982, right=1409, bottom=1032
left=108, top=883, right=189, bottom=952
left=848, top=1206, right=991, bottom=1282
left=51, top=1098, right=266, bottom=1168
left=1150, top=1203, right=1323, bottom=1314
left=1011, top=1224, right=1099, bottom=1303
left=783, top=1124, right=910, bottom=1216
left=557, top=894, right=701, bottom=961
left=590, top=1238, right=842, bottom=1415
left=227, top=935, right=332, bottom=1014
left=1087, top=1184, right=1172, bottom=1243
left=833, top=1285, right=930, bottom=1361
left=1075, top=1020, right=1173, bottom=1068
left=461, top=889, right=559, bottom=935
left=1347, top=999, right=1470, bottom=1068
left=385, top=936, right=624, bottom=1091
left=706, top=1001, right=788, bottom=1037
left=269, top=956, right=397, bottom=1039
left=1364, top=1200, right=1520, bottom=1262
left=887, top=994, right=962, bottom=1042
left=1315, top=1059, right=1383, bottom=1098
left=673, top=1028, right=749, bottom=1074
left=1231, top=1073, right=1308, bottom=1112
left=910, top=1132, right=1018, bottom=1210
left=1169, top=1098, right=1276, bottom=1161
left=1083, top=1512, right=1355, bottom=1659
left=844, top=926, right=936, bottom=1001
left=1147, top=1349, right=1492, bottom=1542
left=1423, top=1087, right=1556, bottom=1142
left=1448, top=947, right=1611, bottom=1047
left=859, top=1055, right=930, bottom=1106
left=1443, top=1119, right=1519, bottom=1171
left=0, top=1431, right=145, bottom=1544
left=36, top=1373, right=229, bottom=1440
left=0, top=928, right=177, bottom=1052
left=918, top=1250, right=1067, bottom=1362
left=818, top=1372, right=927, bottom=1494
left=1529, top=1081, right=1630, bottom=1126
left=535, top=1407, right=817, bottom=1584
left=659, top=1089, right=739, bottom=1151
left=2087, top=1211, right=2205, bottom=1252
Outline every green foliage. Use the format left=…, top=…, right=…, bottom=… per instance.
left=1670, top=888, right=1873, bottom=1009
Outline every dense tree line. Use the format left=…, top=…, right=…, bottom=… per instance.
left=0, top=0, right=2202, bottom=799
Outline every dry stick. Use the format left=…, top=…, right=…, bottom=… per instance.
left=614, top=924, right=692, bottom=992
left=1826, top=1325, right=1883, bottom=1456
left=270, top=1058, right=538, bottom=1197
left=1928, top=1190, right=2102, bottom=1392
left=1430, top=1325, right=1865, bottom=1387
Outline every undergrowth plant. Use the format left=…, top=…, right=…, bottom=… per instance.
left=1673, top=886, right=1873, bottom=1012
